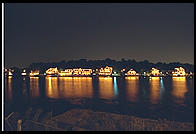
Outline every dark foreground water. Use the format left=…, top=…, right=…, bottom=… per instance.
left=4, top=76, right=194, bottom=123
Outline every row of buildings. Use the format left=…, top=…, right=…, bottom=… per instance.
left=4, top=66, right=192, bottom=77
left=45, top=66, right=113, bottom=76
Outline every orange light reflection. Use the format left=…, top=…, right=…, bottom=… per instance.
left=30, top=77, right=40, bottom=98
left=98, top=77, right=114, bottom=99
left=58, top=77, right=93, bottom=98
left=172, top=77, right=187, bottom=104
left=150, top=77, right=160, bottom=104
left=45, top=77, right=59, bottom=98
left=125, top=77, right=139, bottom=102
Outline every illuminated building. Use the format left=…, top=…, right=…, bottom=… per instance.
left=59, top=68, right=92, bottom=76
left=8, top=69, right=13, bottom=76
left=72, top=68, right=92, bottom=76
left=98, top=66, right=113, bottom=76
left=172, top=67, right=186, bottom=77
left=4, top=68, right=8, bottom=75
left=29, top=70, right=40, bottom=76
left=46, top=67, right=58, bottom=76
left=5, top=68, right=13, bottom=76
left=59, top=69, right=73, bottom=76
left=190, top=72, right=193, bottom=75
left=125, top=69, right=138, bottom=76
left=21, top=69, right=27, bottom=76
left=150, top=68, right=160, bottom=76
left=112, top=71, right=120, bottom=76
left=189, top=72, right=194, bottom=77
left=8, top=71, right=13, bottom=76
left=73, top=68, right=82, bottom=75
left=81, top=69, right=92, bottom=75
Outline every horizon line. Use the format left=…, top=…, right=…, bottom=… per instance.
left=5, top=58, right=194, bottom=69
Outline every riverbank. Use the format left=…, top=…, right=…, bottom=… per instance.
left=52, top=109, right=193, bottom=131
left=5, top=108, right=194, bottom=131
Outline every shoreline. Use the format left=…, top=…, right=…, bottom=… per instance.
left=5, top=108, right=194, bottom=131
left=52, top=108, right=194, bottom=131
left=4, top=97, right=194, bottom=124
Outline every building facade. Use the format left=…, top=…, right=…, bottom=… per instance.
left=172, top=67, right=186, bottom=76
left=98, top=66, right=113, bottom=76
left=125, top=69, right=138, bottom=76
left=46, top=67, right=58, bottom=75
left=29, top=70, right=40, bottom=76
left=151, top=68, right=160, bottom=76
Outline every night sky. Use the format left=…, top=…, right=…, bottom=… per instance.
left=5, top=3, right=194, bottom=68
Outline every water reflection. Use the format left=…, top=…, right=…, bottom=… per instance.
left=22, top=77, right=28, bottom=96
left=98, top=77, right=114, bottom=99
left=113, top=77, right=118, bottom=97
left=45, top=77, right=59, bottom=98
left=172, top=77, right=187, bottom=104
left=125, top=76, right=139, bottom=102
left=160, top=77, right=165, bottom=100
left=30, top=77, right=40, bottom=98
left=7, top=76, right=13, bottom=101
left=58, top=77, right=93, bottom=98
left=4, top=76, right=194, bottom=123
left=149, top=77, right=160, bottom=104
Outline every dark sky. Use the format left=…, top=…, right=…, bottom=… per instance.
left=5, top=3, right=194, bottom=68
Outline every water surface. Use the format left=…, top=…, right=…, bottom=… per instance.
left=4, top=76, right=194, bottom=123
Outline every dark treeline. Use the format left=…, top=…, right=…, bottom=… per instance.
left=10, top=58, right=194, bottom=73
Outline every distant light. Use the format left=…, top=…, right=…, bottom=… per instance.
left=8, top=72, right=13, bottom=76
left=21, top=72, right=27, bottom=76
